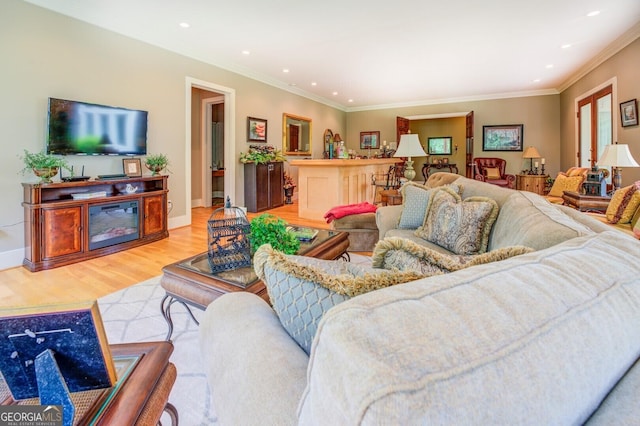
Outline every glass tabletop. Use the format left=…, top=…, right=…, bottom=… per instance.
left=176, top=228, right=341, bottom=289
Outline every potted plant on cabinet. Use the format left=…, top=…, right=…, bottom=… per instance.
left=283, top=172, right=296, bottom=204
left=145, top=153, right=170, bottom=175
left=19, top=149, right=71, bottom=183
left=239, top=145, right=285, bottom=164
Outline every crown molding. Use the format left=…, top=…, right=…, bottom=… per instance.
left=558, top=21, right=640, bottom=93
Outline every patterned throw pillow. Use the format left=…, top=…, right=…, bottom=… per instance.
left=372, top=237, right=533, bottom=274
left=547, top=174, right=584, bottom=197
left=397, top=182, right=462, bottom=229
left=605, top=183, right=640, bottom=224
left=485, top=167, right=501, bottom=180
left=415, top=187, right=499, bottom=255
left=253, top=245, right=423, bottom=354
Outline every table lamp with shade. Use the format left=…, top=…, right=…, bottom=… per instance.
left=522, top=146, right=541, bottom=174
left=597, top=142, right=639, bottom=192
left=394, top=133, right=427, bottom=181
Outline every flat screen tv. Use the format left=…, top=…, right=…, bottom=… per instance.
left=47, top=97, right=148, bottom=156
left=427, top=137, right=452, bottom=155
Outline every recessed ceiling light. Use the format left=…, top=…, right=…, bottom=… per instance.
left=241, top=50, right=250, bottom=55
left=533, top=78, right=541, bottom=83
left=561, top=44, right=572, bottom=49
left=282, top=68, right=289, bottom=73
left=546, top=64, right=554, bottom=69
left=332, top=91, right=338, bottom=96
left=311, top=82, right=317, bottom=86
left=348, top=99, right=354, bottom=103
left=179, top=22, right=190, bottom=28
left=587, top=10, right=600, bottom=17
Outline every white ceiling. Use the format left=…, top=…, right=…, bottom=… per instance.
left=25, top=0, right=640, bottom=111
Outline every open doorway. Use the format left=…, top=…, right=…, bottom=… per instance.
left=184, top=77, right=236, bottom=227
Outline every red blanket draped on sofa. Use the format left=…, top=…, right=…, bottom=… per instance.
left=323, top=202, right=377, bottom=223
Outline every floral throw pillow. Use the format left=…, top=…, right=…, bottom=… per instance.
left=397, top=182, right=462, bottom=229
left=415, top=187, right=499, bottom=255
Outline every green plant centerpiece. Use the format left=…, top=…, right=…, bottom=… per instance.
left=145, top=153, right=170, bottom=175
left=248, top=213, right=299, bottom=255
left=239, top=145, right=285, bottom=164
left=19, top=149, right=71, bottom=183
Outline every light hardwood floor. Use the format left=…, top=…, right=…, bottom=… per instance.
left=0, top=202, right=331, bottom=308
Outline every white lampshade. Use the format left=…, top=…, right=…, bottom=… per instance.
left=597, top=143, right=639, bottom=167
left=597, top=143, right=639, bottom=191
left=394, top=134, right=427, bottom=158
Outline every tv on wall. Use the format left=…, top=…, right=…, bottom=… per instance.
left=427, top=137, right=452, bottom=155
left=47, top=97, right=148, bottom=156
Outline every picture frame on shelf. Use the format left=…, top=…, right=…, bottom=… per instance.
left=360, top=131, right=380, bottom=149
left=482, top=124, right=524, bottom=151
left=247, top=117, right=267, bottom=142
left=123, top=158, right=142, bottom=177
left=620, top=99, right=638, bottom=127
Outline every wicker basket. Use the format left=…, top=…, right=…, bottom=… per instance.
left=207, top=199, right=251, bottom=273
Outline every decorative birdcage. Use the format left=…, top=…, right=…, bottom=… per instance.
left=207, top=197, right=251, bottom=273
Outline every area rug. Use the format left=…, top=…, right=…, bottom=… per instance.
left=98, top=276, right=215, bottom=425
left=97, top=253, right=372, bottom=425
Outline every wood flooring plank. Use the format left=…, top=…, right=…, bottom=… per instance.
left=0, top=202, right=336, bottom=307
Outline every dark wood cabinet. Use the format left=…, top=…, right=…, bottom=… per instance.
left=22, top=176, right=169, bottom=271
left=244, top=162, right=284, bottom=212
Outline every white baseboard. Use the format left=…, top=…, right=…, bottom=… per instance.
left=0, top=248, right=25, bottom=271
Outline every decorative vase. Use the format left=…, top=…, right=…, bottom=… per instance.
left=284, top=186, right=295, bottom=204
left=33, top=167, right=59, bottom=183
left=146, top=164, right=165, bottom=176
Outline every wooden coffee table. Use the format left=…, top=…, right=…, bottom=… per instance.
left=160, top=227, right=349, bottom=340
left=1, top=341, right=178, bottom=425
left=562, top=191, right=611, bottom=213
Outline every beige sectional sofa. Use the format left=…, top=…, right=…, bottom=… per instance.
left=199, top=173, right=640, bottom=425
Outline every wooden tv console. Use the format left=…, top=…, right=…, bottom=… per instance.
left=22, top=175, right=169, bottom=271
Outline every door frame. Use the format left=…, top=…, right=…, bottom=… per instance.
left=184, top=77, right=236, bottom=227
left=574, top=77, right=617, bottom=167
left=201, top=95, right=224, bottom=208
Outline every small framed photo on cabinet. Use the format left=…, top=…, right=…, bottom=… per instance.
left=123, top=158, right=142, bottom=177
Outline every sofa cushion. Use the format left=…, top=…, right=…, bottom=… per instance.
left=547, top=174, right=584, bottom=197
left=299, top=231, right=640, bottom=424
left=605, top=183, right=640, bottom=224
left=372, top=236, right=533, bottom=274
left=415, top=187, right=499, bottom=255
left=490, top=191, right=595, bottom=250
left=253, top=245, right=422, bottom=354
left=397, top=182, right=462, bottom=229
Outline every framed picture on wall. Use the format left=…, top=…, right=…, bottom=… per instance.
left=360, top=131, right=380, bottom=149
left=482, top=124, right=524, bottom=151
left=620, top=99, right=638, bottom=127
left=247, top=117, right=267, bottom=142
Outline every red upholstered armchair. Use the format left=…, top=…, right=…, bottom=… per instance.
left=473, top=157, right=516, bottom=189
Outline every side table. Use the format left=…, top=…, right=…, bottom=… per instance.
left=562, top=191, right=611, bottom=213
left=422, top=163, right=459, bottom=183
left=0, top=341, right=178, bottom=425
left=379, top=189, right=402, bottom=206
left=516, top=174, right=548, bottom=195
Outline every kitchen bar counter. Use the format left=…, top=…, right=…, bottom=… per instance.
left=290, top=158, right=401, bottom=220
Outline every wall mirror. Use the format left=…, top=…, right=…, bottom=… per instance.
left=283, top=113, right=312, bottom=155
